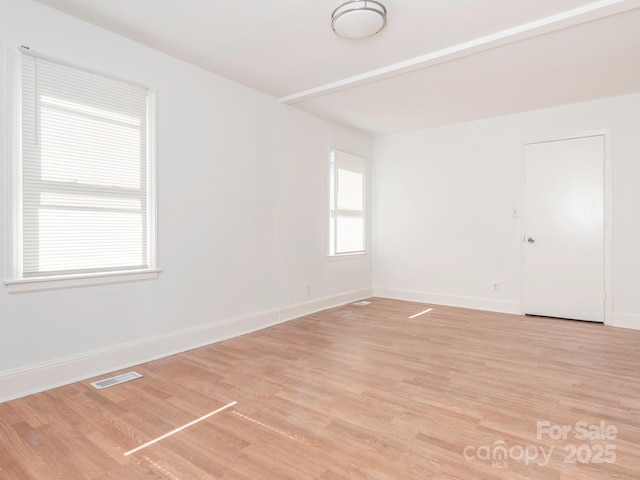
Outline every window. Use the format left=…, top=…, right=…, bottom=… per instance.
left=329, top=150, right=366, bottom=256
left=7, top=49, right=158, bottom=291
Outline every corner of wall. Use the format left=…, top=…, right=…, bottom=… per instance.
left=373, top=287, right=521, bottom=315
left=0, top=288, right=373, bottom=403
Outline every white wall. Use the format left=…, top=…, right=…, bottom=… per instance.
left=277, top=106, right=372, bottom=311
left=0, top=0, right=372, bottom=401
left=373, top=93, right=640, bottom=328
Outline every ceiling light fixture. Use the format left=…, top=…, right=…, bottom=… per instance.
left=331, top=0, right=387, bottom=39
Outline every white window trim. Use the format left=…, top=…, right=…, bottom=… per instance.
left=5, top=47, right=160, bottom=293
left=326, top=252, right=368, bottom=261
left=7, top=48, right=22, bottom=284
left=5, top=269, right=162, bottom=293
left=328, top=149, right=367, bottom=258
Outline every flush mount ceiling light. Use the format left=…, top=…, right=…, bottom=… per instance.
left=331, top=0, right=387, bottom=39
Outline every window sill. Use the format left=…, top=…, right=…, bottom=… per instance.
left=327, top=252, right=368, bottom=262
left=5, top=269, right=161, bottom=293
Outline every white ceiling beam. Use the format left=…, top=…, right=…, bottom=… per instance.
left=279, top=0, right=640, bottom=105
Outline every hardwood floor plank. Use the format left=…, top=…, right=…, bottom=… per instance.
left=2, top=298, right=640, bottom=479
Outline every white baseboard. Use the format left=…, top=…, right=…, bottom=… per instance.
left=373, top=287, right=521, bottom=314
left=611, top=312, right=640, bottom=330
left=0, top=288, right=373, bottom=403
left=3, top=288, right=636, bottom=403
left=279, top=288, right=374, bottom=322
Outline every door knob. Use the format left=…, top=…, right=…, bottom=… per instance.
left=527, top=237, right=535, bottom=244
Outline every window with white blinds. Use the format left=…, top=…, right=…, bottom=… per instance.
left=329, top=150, right=366, bottom=256
left=11, top=50, right=157, bottom=285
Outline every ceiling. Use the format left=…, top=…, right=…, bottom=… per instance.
left=35, top=0, right=640, bottom=136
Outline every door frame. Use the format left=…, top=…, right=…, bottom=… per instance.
left=520, top=129, right=612, bottom=325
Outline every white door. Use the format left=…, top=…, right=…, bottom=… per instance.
left=524, top=135, right=605, bottom=322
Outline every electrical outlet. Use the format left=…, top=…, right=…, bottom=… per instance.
left=492, top=282, right=500, bottom=293
left=305, top=283, right=311, bottom=295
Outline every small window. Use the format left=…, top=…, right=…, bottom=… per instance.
left=329, top=150, right=366, bottom=256
left=7, top=49, right=158, bottom=291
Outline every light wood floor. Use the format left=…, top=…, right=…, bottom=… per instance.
left=1, top=298, right=640, bottom=479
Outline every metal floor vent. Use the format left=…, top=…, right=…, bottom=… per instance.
left=353, top=301, right=372, bottom=306
left=91, top=371, right=143, bottom=390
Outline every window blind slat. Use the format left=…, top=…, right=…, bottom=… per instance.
left=20, top=52, right=152, bottom=278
